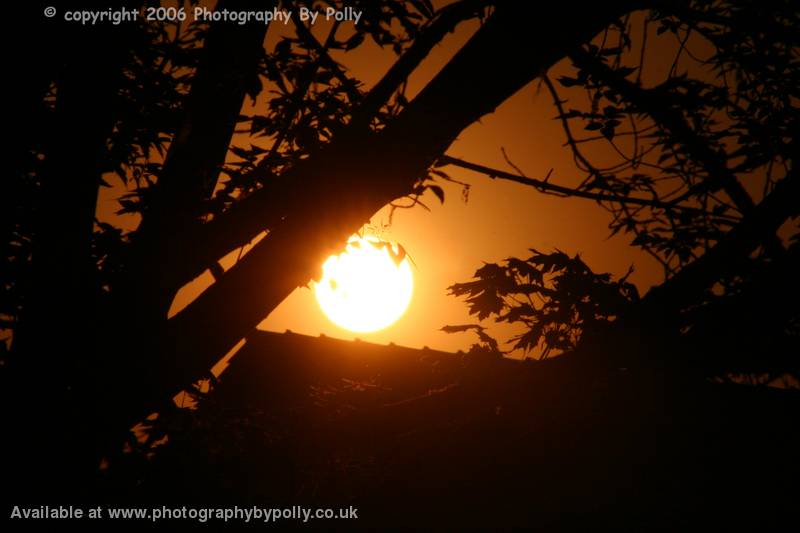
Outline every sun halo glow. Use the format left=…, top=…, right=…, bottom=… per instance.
left=313, top=236, right=413, bottom=333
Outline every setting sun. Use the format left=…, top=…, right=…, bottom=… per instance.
left=314, top=236, right=413, bottom=333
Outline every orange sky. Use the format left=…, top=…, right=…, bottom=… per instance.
left=257, top=13, right=663, bottom=354
left=96, top=7, right=665, bottom=356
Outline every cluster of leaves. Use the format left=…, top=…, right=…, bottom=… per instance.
left=444, top=250, right=639, bottom=359
left=549, top=0, right=798, bottom=277
left=108, top=0, right=441, bottom=219
left=218, top=0, right=438, bottom=204
left=111, top=11, right=206, bottom=212
left=101, top=0, right=440, bottom=241
left=2, top=0, right=448, bottom=354
left=0, top=9, right=203, bottom=346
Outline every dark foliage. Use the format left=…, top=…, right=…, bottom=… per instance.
left=444, top=0, right=798, bottom=382
left=0, top=0, right=797, bottom=526
left=445, top=250, right=639, bottom=357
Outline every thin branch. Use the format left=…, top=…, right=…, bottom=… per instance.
left=569, top=47, right=786, bottom=256
left=437, top=154, right=738, bottom=220
left=254, top=20, right=344, bottom=178
left=542, top=75, right=598, bottom=178
left=349, top=0, right=490, bottom=129
left=570, top=48, right=758, bottom=215
left=290, top=16, right=361, bottom=103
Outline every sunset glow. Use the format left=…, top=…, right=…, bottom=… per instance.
left=314, top=236, right=413, bottom=333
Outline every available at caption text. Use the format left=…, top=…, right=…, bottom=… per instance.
left=9, top=505, right=358, bottom=523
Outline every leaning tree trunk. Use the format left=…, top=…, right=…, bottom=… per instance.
left=97, top=0, right=273, bottom=441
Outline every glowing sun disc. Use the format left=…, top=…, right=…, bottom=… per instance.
left=314, top=236, right=413, bottom=333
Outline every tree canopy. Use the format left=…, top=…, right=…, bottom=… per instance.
left=1, top=0, right=797, bottom=511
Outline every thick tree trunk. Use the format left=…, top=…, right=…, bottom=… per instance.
left=96, top=1, right=272, bottom=428
left=117, top=0, right=273, bottom=323
left=5, top=15, right=134, bottom=499
left=143, top=0, right=494, bottom=292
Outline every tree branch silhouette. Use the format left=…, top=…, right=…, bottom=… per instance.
left=142, top=0, right=491, bottom=297
left=568, top=47, right=785, bottom=255
left=112, top=1, right=640, bottom=425
left=436, top=154, right=739, bottom=220
left=117, top=0, right=273, bottom=323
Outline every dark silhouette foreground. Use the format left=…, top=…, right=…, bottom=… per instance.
left=103, top=331, right=799, bottom=529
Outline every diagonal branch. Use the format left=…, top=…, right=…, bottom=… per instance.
left=437, top=154, right=738, bottom=221
left=559, top=163, right=798, bottom=374
left=142, top=0, right=273, bottom=230
left=350, top=0, right=491, bottom=129
left=151, top=0, right=493, bottom=292
left=640, top=165, right=799, bottom=319
left=117, top=0, right=273, bottom=316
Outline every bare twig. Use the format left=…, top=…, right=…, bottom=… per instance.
left=437, top=154, right=738, bottom=220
